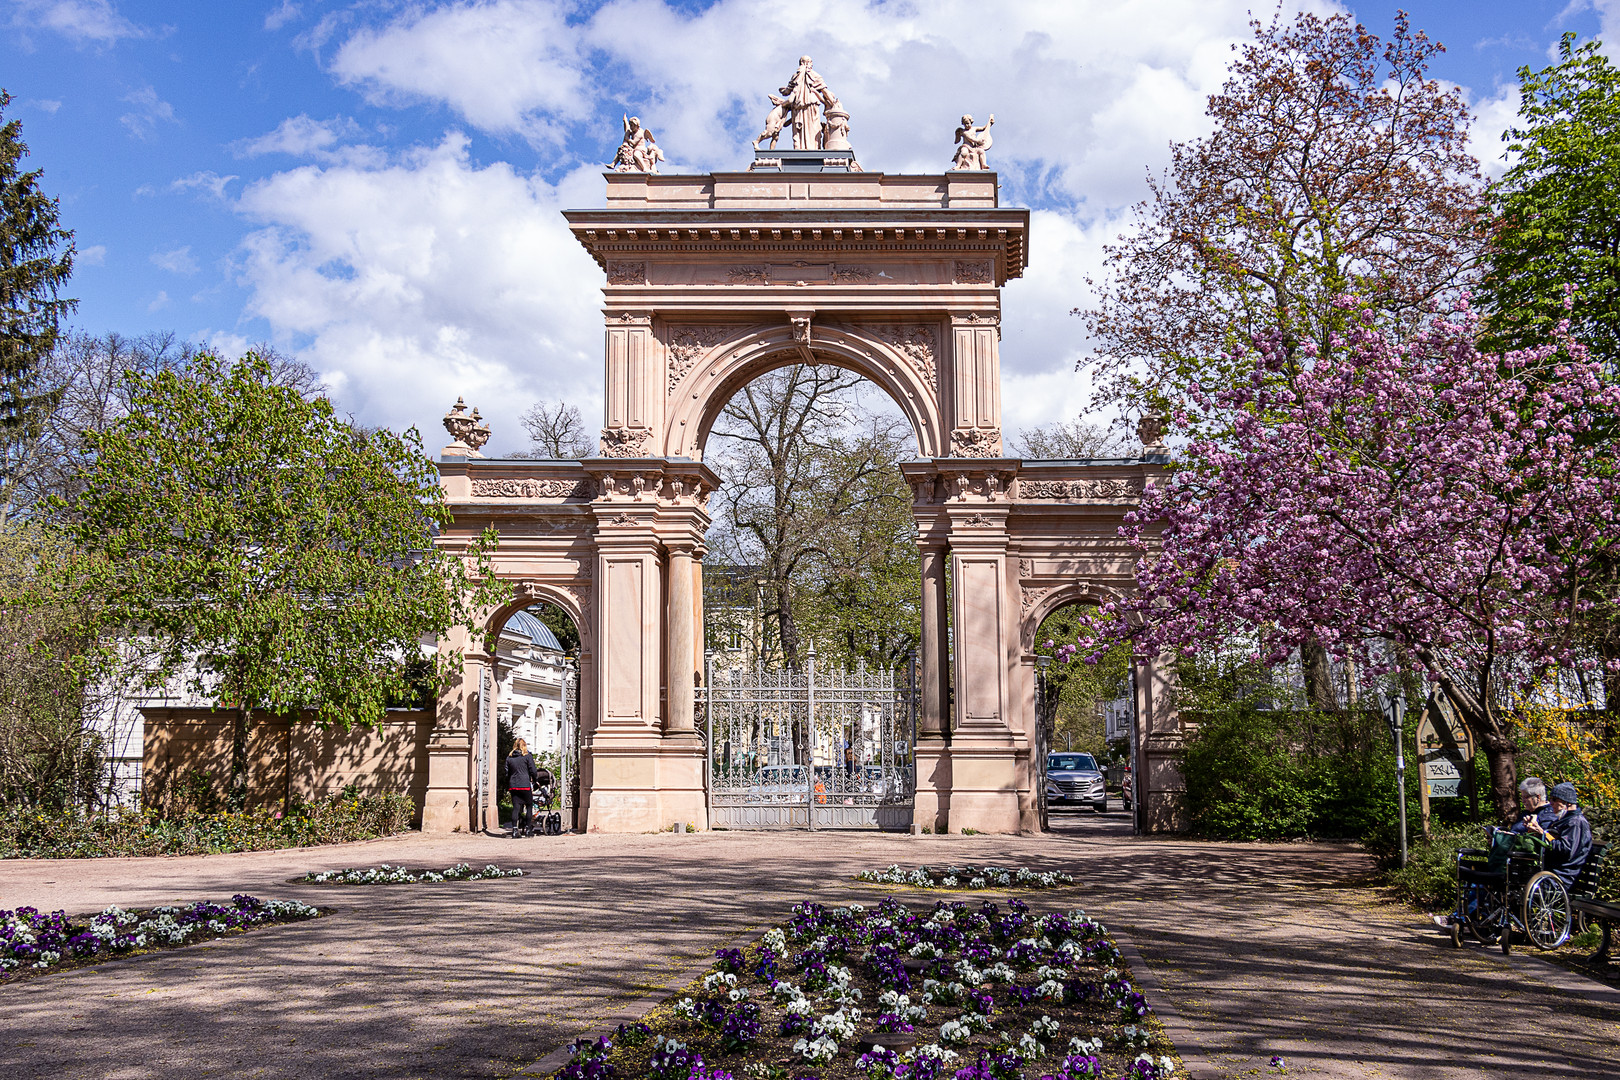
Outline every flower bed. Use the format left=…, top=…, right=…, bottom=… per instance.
left=855, top=866, right=1076, bottom=891
left=554, top=898, right=1177, bottom=1080
left=0, top=791, right=415, bottom=859
left=0, top=895, right=321, bottom=982
left=302, top=862, right=524, bottom=884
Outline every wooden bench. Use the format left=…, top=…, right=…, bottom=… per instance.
left=1569, top=842, right=1615, bottom=962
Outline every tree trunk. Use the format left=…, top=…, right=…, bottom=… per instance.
left=1300, top=638, right=1337, bottom=710
left=1479, top=727, right=1518, bottom=823
left=230, top=705, right=252, bottom=812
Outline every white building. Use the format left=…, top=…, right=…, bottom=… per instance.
left=493, top=608, right=574, bottom=754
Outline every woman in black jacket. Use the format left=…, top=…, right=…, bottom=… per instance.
left=506, top=739, right=539, bottom=837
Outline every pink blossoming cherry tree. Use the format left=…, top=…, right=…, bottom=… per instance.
left=1088, top=297, right=1620, bottom=817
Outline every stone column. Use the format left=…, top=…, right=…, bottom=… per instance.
left=948, top=313, right=1003, bottom=453
left=945, top=505, right=1025, bottom=833
left=602, top=312, right=661, bottom=453
left=918, top=546, right=949, bottom=738
left=664, top=540, right=697, bottom=735
left=423, top=621, right=476, bottom=833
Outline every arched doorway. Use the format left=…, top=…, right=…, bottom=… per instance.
left=477, top=603, right=582, bottom=834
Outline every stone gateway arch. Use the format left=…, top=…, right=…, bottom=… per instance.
left=427, top=153, right=1183, bottom=836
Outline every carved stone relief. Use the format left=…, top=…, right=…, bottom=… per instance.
left=949, top=427, right=1003, bottom=457
left=727, top=265, right=768, bottom=284
left=1018, top=558, right=1033, bottom=579
left=599, top=427, right=653, bottom=458
left=955, top=260, right=993, bottom=284
left=471, top=478, right=594, bottom=499
left=963, top=513, right=993, bottom=527
left=606, top=260, right=647, bottom=285
left=666, top=326, right=731, bottom=394
left=1017, top=478, right=1142, bottom=501
left=874, top=325, right=937, bottom=388
left=832, top=265, right=874, bottom=283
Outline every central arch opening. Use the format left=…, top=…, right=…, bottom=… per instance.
left=699, top=359, right=925, bottom=830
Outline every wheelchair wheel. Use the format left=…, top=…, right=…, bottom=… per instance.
left=1522, top=872, right=1572, bottom=950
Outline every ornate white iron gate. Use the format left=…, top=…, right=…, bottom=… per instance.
left=559, top=663, right=580, bottom=831
left=702, top=646, right=915, bottom=830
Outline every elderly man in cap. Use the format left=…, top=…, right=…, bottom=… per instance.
left=1523, top=781, right=1593, bottom=886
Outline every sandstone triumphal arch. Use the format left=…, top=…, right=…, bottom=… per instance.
left=427, top=141, right=1183, bottom=836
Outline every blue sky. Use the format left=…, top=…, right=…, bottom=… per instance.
left=3, top=0, right=1615, bottom=453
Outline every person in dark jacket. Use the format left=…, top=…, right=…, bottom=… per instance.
left=506, top=739, right=539, bottom=838
left=1524, top=781, right=1593, bottom=886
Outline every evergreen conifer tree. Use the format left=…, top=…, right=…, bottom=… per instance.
left=0, top=89, right=75, bottom=523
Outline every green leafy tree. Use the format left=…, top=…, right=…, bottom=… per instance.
left=1478, top=34, right=1620, bottom=710
left=0, top=89, right=76, bottom=525
left=58, top=352, right=507, bottom=808
left=1482, top=34, right=1620, bottom=372
left=0, top=521, right=101, bottom=809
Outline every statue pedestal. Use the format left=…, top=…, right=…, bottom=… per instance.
left=583, top=733, right=707, bottom=833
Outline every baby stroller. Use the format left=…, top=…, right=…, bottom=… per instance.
left=533, top=783, right=564, bottom=836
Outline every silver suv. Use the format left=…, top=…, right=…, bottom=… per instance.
left=1046, top=752, right=1107, bottom=813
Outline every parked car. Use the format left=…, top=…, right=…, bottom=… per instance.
left=1046, top=752, right=1108, bottom=813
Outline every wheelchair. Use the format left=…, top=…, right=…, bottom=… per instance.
left=1450, top=827, right=1572, bottom=954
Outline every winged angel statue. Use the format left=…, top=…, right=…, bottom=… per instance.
left=610, top=115, right=665, bottom=173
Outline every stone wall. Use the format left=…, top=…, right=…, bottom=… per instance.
left=141, top=708, right=434, bottom=824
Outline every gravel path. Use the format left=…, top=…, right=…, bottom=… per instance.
left=0, top=818, right=1614, bottom=1080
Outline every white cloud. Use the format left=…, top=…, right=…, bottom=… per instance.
left=1468, top=85, right=1521, bottom=179
left=78, top=243, right=106, bottom=265
left=118, top=85, right=176, bottom=139
left=232, top=134, right=605, bottom=450
left=150, top=245, right=198, bottom=274
left=264, top=1, right=300, bottom=32
left=147, top=290, right=170, bottom=312
left=8, top=0, right=145, bottom=45
left=232, top=114, right=380, bottom=165
left=328, top=0, right=592, bottom=141
left=170, top=171, right=238, bottom=200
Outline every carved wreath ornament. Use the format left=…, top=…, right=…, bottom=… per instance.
left=1017, top=478, right=1141, bottom=500
left=470, top=478, right=594, bottom=499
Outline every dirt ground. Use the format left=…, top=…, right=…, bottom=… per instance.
left=1, top=814, right=1615, bottom=1080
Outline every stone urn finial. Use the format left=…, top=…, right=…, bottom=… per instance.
left=443, top=397, right=474, bottom=445
left=466, top=407, right=491, bottom=454
left=1137, top=414, right=1168, bottom=451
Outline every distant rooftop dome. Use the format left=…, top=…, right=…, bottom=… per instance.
left=503, top=608, right=564, bottom=652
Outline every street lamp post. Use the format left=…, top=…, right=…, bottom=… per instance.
left=1378, top=690, right=1408, bottom=868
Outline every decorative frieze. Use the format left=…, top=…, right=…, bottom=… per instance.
left=470, top=478, right=594, bottom=499
left=1017, top=477, right=1141, bottom=501
left=832, top=265, right=875, bottom=283
left=727, top=265, right=768, bottom=284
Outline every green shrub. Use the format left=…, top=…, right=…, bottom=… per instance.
left=1381, top=826, right=1479, bottom=910
left=0, top=789, right=414, bottom=858
left=1180, top=702, right=1408, bottom=840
